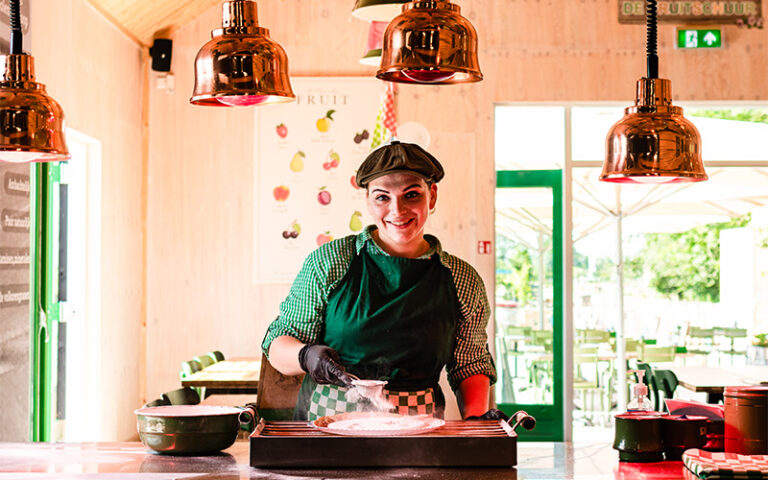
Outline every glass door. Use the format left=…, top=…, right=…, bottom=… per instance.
left=495, top=170, right=563, bottom=441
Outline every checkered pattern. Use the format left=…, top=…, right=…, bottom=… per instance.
left=382, top=82, right=397, bottom=137
left=683, top=448, right=768, bottom=479
left=261, top=225, right=497, bottom=391
left=307, top=384, right=436, bottom=420
left=387, top=388, right=435, bottom=416
left=370, top=105, right=385, bottom=150
left=308, top=385, right=357, bottom=421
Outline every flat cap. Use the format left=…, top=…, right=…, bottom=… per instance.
left=355, top=141, right=444, bottom=188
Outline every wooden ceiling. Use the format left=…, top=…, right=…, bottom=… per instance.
left=87, top=0, right=222, bottom=46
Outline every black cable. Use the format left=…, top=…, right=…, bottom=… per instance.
left=646, top=0, right=658, bottom=78
left=10, top=0, right=22, bottom=55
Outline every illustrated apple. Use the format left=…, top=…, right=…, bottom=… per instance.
left=316, top=110, right=335, bottom=133
left=316, top=231, right=333, bottom=246
left=273, top=185, right=290, bottom=202
left=276, top=123, right=288, bottom=138
left=350, top=175, right=360, bottom=189
left=317, top=187, right=331, bottom=205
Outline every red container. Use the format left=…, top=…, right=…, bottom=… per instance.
left=724, top=386, right=768, bottom=454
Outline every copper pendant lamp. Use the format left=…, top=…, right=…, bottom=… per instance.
left=377, top=1, right=482, bottom=85
left=190, top=0, right=295, bottom=107
left=601, top=0, right=706, bottom=184
left=352, top=0, right=411, bottom=22
left=0, top=0, right=69, bottom=163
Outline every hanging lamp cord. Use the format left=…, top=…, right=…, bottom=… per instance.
left=10, top=0, right=22, bottom=54
left=646, top=0, right=658, bottom=78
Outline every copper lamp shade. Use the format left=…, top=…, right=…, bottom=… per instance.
left=352, top=0, right=411, bottom=22
left=190, top=0, right=295, bottom=107
left=0, top=54, right=69, bottom=162
left=377, top=1, right=482, bottom=84
left=602, top=78, right=706, bottom=184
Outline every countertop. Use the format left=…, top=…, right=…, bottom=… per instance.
left=0, top=439, right=692, bottom=479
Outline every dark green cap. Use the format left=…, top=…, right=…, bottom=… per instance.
left=355, top=141, right=444, bottom=188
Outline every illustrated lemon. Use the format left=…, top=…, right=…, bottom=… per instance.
left=316, top=109, right=336, bottom=133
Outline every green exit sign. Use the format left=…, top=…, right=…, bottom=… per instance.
left=676, top=28, right=722, bottom=49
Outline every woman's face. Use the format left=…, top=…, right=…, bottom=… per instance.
left=366, top=172, right=437, bottom=256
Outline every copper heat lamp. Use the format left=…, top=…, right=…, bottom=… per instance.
left=0, top=0, right=69, bottom=162
left=190, top=0, right=295, bottom=107
left=377, top=1, right=482, bottom=84
left=601, top=0, right=706, bottom=183
left=352, top=0, right=411, bottom=22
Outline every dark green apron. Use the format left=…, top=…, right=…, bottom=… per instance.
left=294, top=241, right=460, bottom=420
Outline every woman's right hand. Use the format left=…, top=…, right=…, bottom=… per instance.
left=298, top=344, right=354, bottom=387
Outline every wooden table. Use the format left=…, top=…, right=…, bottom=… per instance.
left=671, top=365, right=768, bottom=403
left=181, top=357, right=261, bottom=396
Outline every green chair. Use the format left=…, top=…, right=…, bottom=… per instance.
left=531, top=329, right=553, bottom=348
left=638, top=345, right=676, bottom=364
left=180, top=359, right=203, bottom=379
left=194, top=354, right=215, bottom=368
left=686, top=326, right=715, bottom=355
left=654, top=369, right=679, bottom=412
left=574, top=346, right=609, bottom=425
left=208, top=350, right=225, bottom=362
left=143, top=397, right=171, bottom=408
left=163, top=386, right=201, bottom=405
left=577, top=328, right=611, bottom=344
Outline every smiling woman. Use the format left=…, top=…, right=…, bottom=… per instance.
left=261, top=141, right=501, bottom=423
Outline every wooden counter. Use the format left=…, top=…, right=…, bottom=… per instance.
left=0, top=439, right=690, bottom=479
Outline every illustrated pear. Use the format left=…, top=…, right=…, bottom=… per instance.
left=349, top=211, right=363, bottom=232
left=290, top=151, right=305, bottom=172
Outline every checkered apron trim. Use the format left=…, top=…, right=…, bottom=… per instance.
left=683, top=448, right=768, bottom=479
left=307, top=384, right=436, bottom=421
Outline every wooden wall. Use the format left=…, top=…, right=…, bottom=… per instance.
left=142, top=0, right=768, bottom=429
left=30, top=0, right=144, bottom=440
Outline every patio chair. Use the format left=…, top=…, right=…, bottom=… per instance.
left=685, top=326, right=715, bottom=356
left=653, top=369, right=679, bottom=412
left=194, top=354, right=215, bottom=368
left=208, top=350, right=225, bottom=362
left=179, top=359, right=203, bottom=379
left=574, top=346, right=609, bottom=425
left=637, top=345, right=676, bottom=365
left=142, top=397, right=171, bottom=408
left=577, top=328, right=611, bottom=344
left=163, top=386, right=201, bottom=405
left=717, top=328, right=748, bottom=364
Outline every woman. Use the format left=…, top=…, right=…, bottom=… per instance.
left=261, top=141, right=502, bottom=421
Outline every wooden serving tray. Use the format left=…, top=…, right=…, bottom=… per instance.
left=249, top=419, right=518, bottom=468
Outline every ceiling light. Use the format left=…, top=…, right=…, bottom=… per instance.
left=0, top=0, right=69, bottom=163
left=190, top=0, right=295, bottom=107
left=601, top=0, right=706, bottom=184
left=359, top=21, right=387, bottom=66
left=377, top=1, right=482, bottom=85
left=352, top=0, right=411, bottom=22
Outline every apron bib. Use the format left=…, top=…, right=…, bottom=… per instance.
left=295, top=243, right=459, bottom=420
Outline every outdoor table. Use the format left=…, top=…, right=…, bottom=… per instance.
left=182, top=357, right=261, bottom=396
left=671, top=365, right=768, bottom=403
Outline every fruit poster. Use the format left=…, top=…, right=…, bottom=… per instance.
left=254, top=77, right=381, bottom=283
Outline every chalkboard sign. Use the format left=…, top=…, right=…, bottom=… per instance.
left=0, top=163, right=31, bottom=441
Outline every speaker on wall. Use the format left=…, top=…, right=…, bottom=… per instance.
left=149, top=38, right=173, bottom=72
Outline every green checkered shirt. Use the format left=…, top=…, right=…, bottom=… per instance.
left=262, top=225, right=497, bottom=392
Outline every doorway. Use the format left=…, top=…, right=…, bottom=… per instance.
left=495, top=170, right=564, bottom=441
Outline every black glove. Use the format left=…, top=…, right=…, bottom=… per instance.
left=298, top=344, right=354, bottom=387
left=466, top=408, right=509, bottom=421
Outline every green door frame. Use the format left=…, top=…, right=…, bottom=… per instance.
left=495, top=169, right=564, bottom=441
left=30, top=162, right=60, bottom=441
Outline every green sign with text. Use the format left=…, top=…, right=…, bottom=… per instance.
left=676, top=28, right=723, bottom=48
